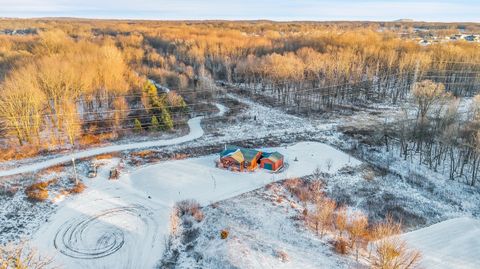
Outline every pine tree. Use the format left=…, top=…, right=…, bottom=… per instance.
left=133, top=119, right=142, bottom=133
left=161, top=108, right=174, bottom=130
left=150, top=115, right=160, bottom=131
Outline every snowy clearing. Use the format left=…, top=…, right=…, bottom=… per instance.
left=402, top=217, right=480, bottom=269
left=30, top=142, right=360, bottom=269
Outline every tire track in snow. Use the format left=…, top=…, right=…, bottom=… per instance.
left=53, top=204, right=157, bottom=260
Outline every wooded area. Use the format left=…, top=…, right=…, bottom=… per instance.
left=0, top=19, right=479, bottom=163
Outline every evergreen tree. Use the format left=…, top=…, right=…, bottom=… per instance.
left=133, top=119, right=142, bottom=133
left=150, top=115, right=160, bottom=131
left=161, top=108, right=174, bottom=130
left=144, top=81, right=164, bottom=113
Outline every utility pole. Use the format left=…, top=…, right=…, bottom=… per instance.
left=72, top=157, right=78, bottom=185
left=411, top=60, right=420, bottom=92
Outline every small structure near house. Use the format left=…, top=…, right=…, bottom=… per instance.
left=109, top=168, right=120, bottom=180
left=218, top=145, right=284, bottom=172
left=260, top=152, right=284, bottom=171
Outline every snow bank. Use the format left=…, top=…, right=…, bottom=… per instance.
left=402, top=217, right=480, bottom=269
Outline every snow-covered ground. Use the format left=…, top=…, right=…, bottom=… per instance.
left=171, top=186, right=357, bottom=269
left=30, top=142, right=360, bottom=268
left=402, top=217, right=480, bottom=269
left=3, top=90, right=480, bottom=269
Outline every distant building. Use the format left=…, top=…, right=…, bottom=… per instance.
left=419, top=39, right=431, bottom=46
left=464, top=35, right=479, bottom=42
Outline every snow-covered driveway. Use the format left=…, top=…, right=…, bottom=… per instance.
left=31, top=142, right=361, bottom=269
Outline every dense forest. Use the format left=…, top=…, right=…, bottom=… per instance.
left=0, top=19, right=479, bottom=162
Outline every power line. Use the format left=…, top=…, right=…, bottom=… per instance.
left=0, top=107, right=219, bottom=133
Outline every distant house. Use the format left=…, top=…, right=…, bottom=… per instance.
left=464, top=35, right=478, bottom=42
left=218, top=146, right=284, bottom=172
left=419, top=39, right=431, bottom=46
left=260, top=152, right=284, bottom=171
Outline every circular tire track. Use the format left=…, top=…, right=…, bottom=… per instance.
left=54, top=204, right=156, bottom=259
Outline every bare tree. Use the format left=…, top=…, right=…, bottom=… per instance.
left=312, top=198, right=336, bottom=237
left=335, top=206, right=348, bottom=238
left=412, top=80, right=449, bottom=121
left=347, top=211, right=369, bottom=261
left=0, top=243, right=54, bottom=269
left=370, top=236, right=422, bottom=269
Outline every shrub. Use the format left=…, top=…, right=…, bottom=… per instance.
left=95, top=153, right=119, bottom=160
left=283, top=178, right=302, bottom=190
left=370, top=237, right=422, bottom=269
left=175, top=199, right=204, bottom=222
left=220, top=230, right=229, bottom=239
left=132, top=150, right=154, bottom=158
left=0, top=144, right=39, bottom=161
left=78, top=133, right=101, bottom=146
left=172, top=153, right=188, bottom=160
left=0, top=243, right=54, bottom=268
left=69, top=182, right=86, bottom=194
left=25, top=179, right=56, bottom=202
left=192, top=210, right=204, bottom=222
left=79, top=132, right=116, bottom=148
left=334, top=237, right=349, bottom=255
left=283, top=178, right=325, bottom=203
left=363, top=170, right=375, bottom=181
left=43, top=165, right=65, bottom=174
left=26, top=188, right=49, bottom=202
left=276, top=250, right=289, bottom=262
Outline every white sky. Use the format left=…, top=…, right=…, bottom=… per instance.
left=1, top=0, right=479, bottom=22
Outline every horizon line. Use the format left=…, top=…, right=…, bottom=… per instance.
left=1, top=16, right=479, bottom=24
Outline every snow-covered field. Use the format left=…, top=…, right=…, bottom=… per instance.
left=29, top=142, right=359, bottom=268
left=403, top=217, right=480, bottom=269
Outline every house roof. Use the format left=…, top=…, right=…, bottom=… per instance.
left=262, top=151, right=284, bottom=163
left=222, top=149, right=245, bottom=163
left=220, top=146, right=261, bottom=162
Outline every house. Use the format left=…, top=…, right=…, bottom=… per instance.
left=260, top=152, right=284, bottom=171
left=219, top=146, right=262, bottom=171
left=464, top=35, right=479, bottom=42
left=219, top=146, right=284, bottom=172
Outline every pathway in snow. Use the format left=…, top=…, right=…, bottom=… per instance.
left=0, top=117, right=203, bottom=177
left=31, top=142, right=361, bottom=269
left=0, top=103, right=228, bottom=178
left=214, top=103, right=228, bottom=116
